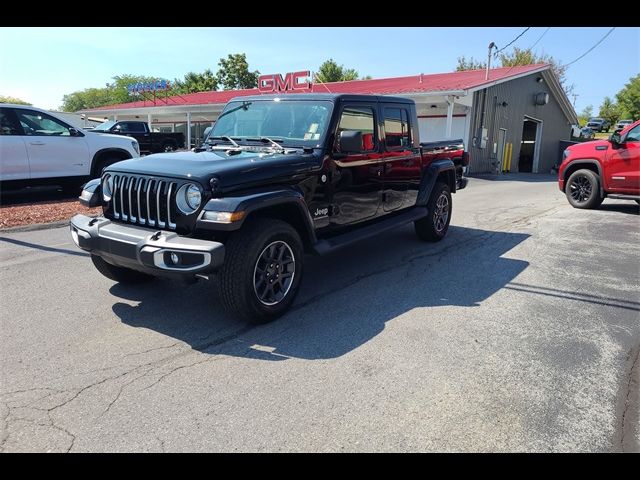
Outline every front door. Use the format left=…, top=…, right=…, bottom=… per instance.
left=327, top=104, right=383, bottom=228
left=0, top=108, right=30, bottom=181
left=381, top=104, right=421, bottom=211
left=15, top=108, right=89, bottom=179
left=605, top=123, right=640, bottom=193
left=119, top=122, right=151, bottom=151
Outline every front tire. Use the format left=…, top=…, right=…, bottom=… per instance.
left=91, top=156, right=122, bottom=178
left=218, top=218, right=303, bottom=323
left=566, top=169, right=603, bottom=209
left=414, top=182, right=452, bottom=242
left=91, top=254, right=154, bottom=284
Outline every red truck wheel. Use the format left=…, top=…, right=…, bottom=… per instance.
left=565, top=169, right=603, bottom=209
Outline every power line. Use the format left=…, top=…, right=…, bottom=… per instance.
left=494, top=27, right=531, bottom=57
left=528, top=27, right=551, bottom=50
left=564, top=27, right=616, bottom=68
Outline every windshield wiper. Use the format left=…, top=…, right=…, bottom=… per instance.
left=245, top=137, right=285, bottom=151
left=207, top=136, right=240, bottom=148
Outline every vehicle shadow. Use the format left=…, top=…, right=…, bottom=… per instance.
left=110, top=225, right=531, bottom=361
left=596, top=203, right=640, bottom=215
left=0, top=185, right=80, bottom=206
left=469, top=173, right=556, bottom=183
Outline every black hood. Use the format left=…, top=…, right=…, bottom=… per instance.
left=105, top=149, right=322, bottom=191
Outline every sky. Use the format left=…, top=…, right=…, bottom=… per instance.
left=0, top=27, right=638, bottom=114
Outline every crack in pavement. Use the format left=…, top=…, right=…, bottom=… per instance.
left=618, top=342, right=640, bottom=452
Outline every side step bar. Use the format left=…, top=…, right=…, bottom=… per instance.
left=313, top=207, right=428, bottom=256
left=606, top=194, right=640, bottom=201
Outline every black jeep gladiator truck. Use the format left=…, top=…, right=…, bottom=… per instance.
left=92, top=120, right=185, bottom=154
left=71, top=94, right=468, bottom=322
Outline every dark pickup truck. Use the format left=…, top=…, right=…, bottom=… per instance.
left=71, top=94, right=469, bottom=322
left=92, top=120, right=185, bottom=154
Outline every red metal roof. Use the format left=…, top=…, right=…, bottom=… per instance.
left=92, top=64, right=548, bottom=111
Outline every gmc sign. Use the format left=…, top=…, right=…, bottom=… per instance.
left=258, top=71, right=312, bottom=93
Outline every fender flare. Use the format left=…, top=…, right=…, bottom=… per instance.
left=416, top=159, right=456, bottom=206
left=197, top=188, right=316, bottom=243
left=563, top=159, right=604, bottom=196
left=91, top=148, right=133, bottom=177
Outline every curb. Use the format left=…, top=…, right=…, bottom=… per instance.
left=0, top=220, right=69, bottom=234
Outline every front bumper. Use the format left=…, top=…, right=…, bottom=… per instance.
left=70, top=215, right=225, bottom=277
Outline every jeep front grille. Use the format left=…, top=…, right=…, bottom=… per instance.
left=110, top=174, right=177, bottom=230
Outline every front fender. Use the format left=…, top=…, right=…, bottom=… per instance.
left=196, top=188, right=315, bottom=238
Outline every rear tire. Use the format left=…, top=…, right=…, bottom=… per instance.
left=414, top=182, right=452, bottom=242
left=218, top=218, right=303, bottom=323
left=566, top=169, right=603, bottom=209
left=91, top=254, right=154, bottom=284
left=162, top=141, right=176, bottom=152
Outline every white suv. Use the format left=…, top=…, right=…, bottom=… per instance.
left=0, top=104, right=139, bottom=187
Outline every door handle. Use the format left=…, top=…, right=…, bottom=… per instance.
left=29, top=141, right=45, bottom=146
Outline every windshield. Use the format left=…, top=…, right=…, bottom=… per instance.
left=92, top=120, right=116, bottom=131
left=210, top=100, right=333, bottom=147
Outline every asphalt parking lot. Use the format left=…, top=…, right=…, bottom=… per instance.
left=1, top=174, right=638, bottom=452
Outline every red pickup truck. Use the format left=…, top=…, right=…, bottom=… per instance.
left=558, top=119, right=640, bottom=208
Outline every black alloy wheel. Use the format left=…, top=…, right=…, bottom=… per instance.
left=565, top=169, right=603, bottom=209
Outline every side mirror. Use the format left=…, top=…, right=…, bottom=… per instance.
left=69, top=127, right=81, bottom=137
left=609, top=132, right=623, bottom=147
left=112, top=125, right=121, bottom=132
left=339, top=130, right=364, bottom=153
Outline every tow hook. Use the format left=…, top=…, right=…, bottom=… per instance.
left=150, top=231, right=162, bottom=241
left=88, top=218, right=100, bottom=227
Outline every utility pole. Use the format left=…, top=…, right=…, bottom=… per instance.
left=485, top=42, right=496, bottom=80
left=572, top=93, right=578, bottom=107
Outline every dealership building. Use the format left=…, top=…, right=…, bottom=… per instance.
left=81, top=64, right=578, bottom=174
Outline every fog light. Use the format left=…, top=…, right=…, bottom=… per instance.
left=170, top=252, right=180, bottom=265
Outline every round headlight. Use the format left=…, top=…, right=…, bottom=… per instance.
left=186, top=184, right=201, bottom=210
left=102, top=175, right=113, bottom=201
left=176, top=183, right=202, bottom=214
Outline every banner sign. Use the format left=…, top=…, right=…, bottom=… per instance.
left=127, top=80, right=170, bottom=94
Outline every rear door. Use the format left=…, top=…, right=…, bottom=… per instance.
left=381, top=104, right=421, bottom=211
left=0, top=107, right=30, bottom=181
left=14, top=108, right=90, bottom=179
left=605, top=123, right=640, bottom=193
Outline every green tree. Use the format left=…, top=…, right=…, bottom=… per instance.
left=616, top=74, right=640, bottom=120
left=61, top=88, right=115, bottom=112
left=216, top=54, right=260, bottom=90
left=498, top=47, right=573, bottom=97
left=455, top=55, right=487, bottom=71
left=0, top=95, right=31, bottom=105
left=172, top=69, right=218, bottom=94
left=578, top=105, right=593, bottom=126
left=315, top=59, right=363, bottom=83
left=598, top=96, right=621, bottom=126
